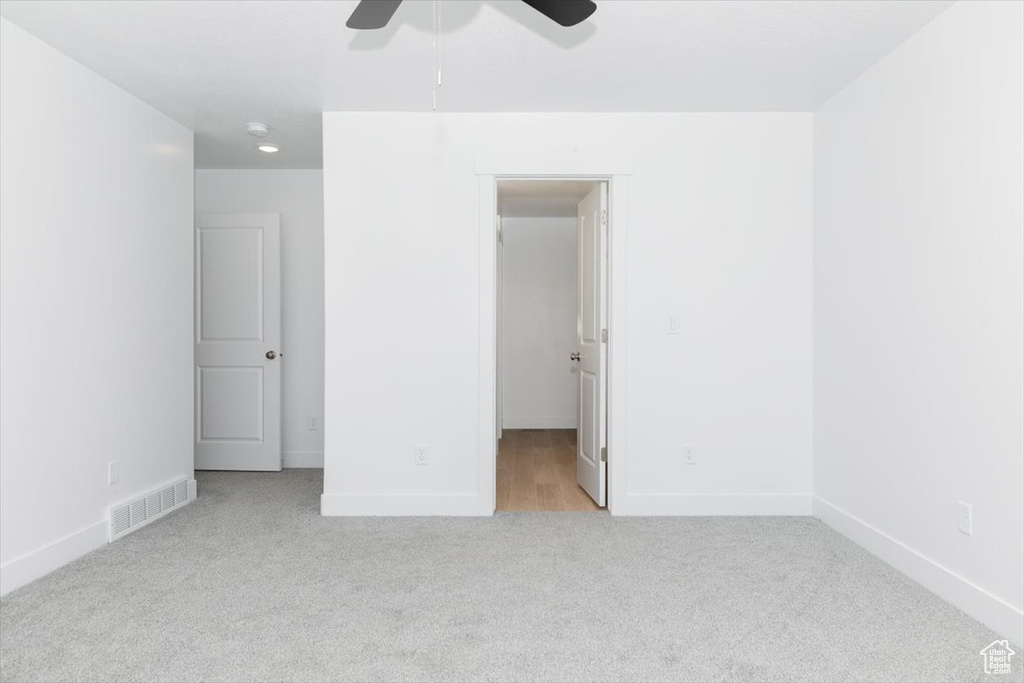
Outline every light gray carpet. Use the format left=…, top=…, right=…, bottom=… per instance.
left=1, top=470, right=1019, bottom=683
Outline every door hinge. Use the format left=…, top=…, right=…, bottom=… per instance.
left=600, top=446, right=607, bottom=462
left=601, top=328, right=608, bottom=343
left=600, top=209, right=608, bottom=227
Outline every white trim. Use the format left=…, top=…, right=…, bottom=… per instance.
left=476, top=151, right=633, bottom=176
left=283, top=450, right=324, bottom=468
left=478, top=175, right=498, bottom=515
left=478, top=151, right=631, bottom=517
left=0, top=520, right=107, bottom=596
left=496, top=214, right=503, bottom=444
left=606, top=177, right=628, bottom=514
left=616, top=493, right=812, bottom=516
left=321, top=493, right=481, bottom=516
left=814, top=496, right=1024, bottom=647
left=501, top=417, right=577, bottom=430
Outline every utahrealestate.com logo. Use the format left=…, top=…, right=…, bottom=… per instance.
left=980, top=640, right=1016, bottom=675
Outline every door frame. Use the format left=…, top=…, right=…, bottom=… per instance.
left=476, top=151, right=631, bottom=515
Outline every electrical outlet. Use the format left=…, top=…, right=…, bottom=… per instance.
left=107, top=460, right=120, bottom=485
left=668, top=316, right=681, bottom=335
left=307, top=416, right=319, bottom=431
left=957, top=501, right=973, bottom=536
left=414, top=444, right=429, bottom=466
left=683, top=444, right=696, bottom=465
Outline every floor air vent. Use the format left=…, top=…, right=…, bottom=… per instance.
left=109, top=477, right=192, bottom=541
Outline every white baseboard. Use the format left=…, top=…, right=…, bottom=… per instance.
left=0, top=520, right=107, bottom=596
left=613, top=492, right=812, bottom=516
left=321, top=493, right=485, bottom=516
left=1, top=475, right=197, bottom=597
left=814, top=496, right=1023, bottom=647
left=502, top=417, right=576, bottom=430
left=283, top=450, right=324, bottom=468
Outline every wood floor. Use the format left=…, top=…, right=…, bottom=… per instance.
left=496, top=429, right=602, bottom=512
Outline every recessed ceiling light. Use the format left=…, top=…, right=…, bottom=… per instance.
left=257, top=143, right=280, bottom=153
left=246, top=122, right=270, bottom=137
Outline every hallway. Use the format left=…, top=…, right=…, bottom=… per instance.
left=496, top=429, right=602, bottom=512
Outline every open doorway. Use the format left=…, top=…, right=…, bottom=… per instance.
left=495, top=179, right=608, bottom=511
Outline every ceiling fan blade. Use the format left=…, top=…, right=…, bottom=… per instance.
left=346, top=0, right=404, bottom=30
left=520, top=0, right=596, bottom=27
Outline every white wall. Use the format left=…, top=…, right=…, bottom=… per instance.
left=322, top=112, right=812, bottom=515
left=501, top=217, right=578, bottom=429
left=0, top=18, right=194, bottom=594
left=194, top=170, right=325, bottom=467
left=813, top=1, right=1024, bottom=644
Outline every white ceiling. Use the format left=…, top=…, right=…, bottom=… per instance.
left=498, top=179, right=595, bottom=217
left=0, top=0, right=953, bottom=169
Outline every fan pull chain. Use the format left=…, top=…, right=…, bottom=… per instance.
left=432, top=0, right=441, bottom=110
left=436, top=0, right=442, bottom=88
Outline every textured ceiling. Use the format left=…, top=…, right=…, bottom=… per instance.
left=0, top=0, right=953, bottom=168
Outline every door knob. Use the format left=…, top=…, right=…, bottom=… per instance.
left=265, top=350, right=278, bottom=360
left=570, top=352, right=581, bottom=362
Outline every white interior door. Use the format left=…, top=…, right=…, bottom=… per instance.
left=195, top=213, right=282, bottom=471
left=575, top=184, right=608, bottom=506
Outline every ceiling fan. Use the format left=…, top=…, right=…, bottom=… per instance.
left=346, top=0, right=597, bottom=30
